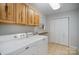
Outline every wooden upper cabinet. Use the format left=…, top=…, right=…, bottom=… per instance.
left=27, top=7, right=40, bottom=26
left=27, top=7, right=35, bottom=25
left=0, top=3, right=6, bottom=20
left=0, top=3, right=15, bottom=23
left=15, top=4, right=28, bottom=24
left=15, top=4, right=22, bottom=24
left=21, top=4, right=27, bottom=24
left=21, top=4, right=26, bottom=24
left=6, top=3, right=15, bottom=23
left=0, top=3, right=40, bottom=25
left=25, top=5, right=28, bottom=24
left=34, top=12, right=40, bottom=25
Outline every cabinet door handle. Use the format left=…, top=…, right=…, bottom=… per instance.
left=25, top=47, right=29, bottom=50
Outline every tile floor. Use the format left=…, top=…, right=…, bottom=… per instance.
left=48, top=43, right=77, bottom=55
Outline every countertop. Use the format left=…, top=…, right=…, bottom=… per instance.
left=0, top=35, right=48, bottom=55
left=38, top=30, right=48, bottom=34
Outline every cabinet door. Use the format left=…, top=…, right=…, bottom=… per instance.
left=25, top=5, right=28, bottom=24
left=7, top=38, right=48, bottom=55
left=19, top=46, right=37, bottom=55
left=6, top=3, right=15, bottom=23
left=19, top=39, right=48, bottom=55
left=27, top=8, right=34, bottom=25
left=15, top=4, right=22, bottom=24
left=38, top=38, right=48, bottom=54
left=34, top=12, right=40, bottom=25
left=20, top=4, right=26, bottom=24
left=0, top=3, right=6, bottom=20
left=15, top=4, right=28, bottom=24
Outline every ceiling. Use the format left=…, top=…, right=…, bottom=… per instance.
left=30, top=3, right=79, bottom=16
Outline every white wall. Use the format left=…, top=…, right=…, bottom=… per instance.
left=40, top=15, right=47, bottom=30
left=46, top=9, right=78, bottom=48
left=0, top=24, right=34, bottom=35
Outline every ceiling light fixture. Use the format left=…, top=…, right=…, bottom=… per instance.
left=49, top=3, right=60, bottom=10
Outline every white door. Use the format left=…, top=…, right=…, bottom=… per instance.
left=49, top=18, right=68, bottom=46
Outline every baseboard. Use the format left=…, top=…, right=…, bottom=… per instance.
left=49, top=42, right=77, bottom=50
left=69, top=45, right=77, bottom=49
left=76, top=49, right=79, bottom=54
